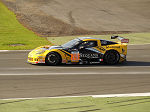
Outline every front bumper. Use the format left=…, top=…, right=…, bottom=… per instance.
left=27, top=56, right=45, bottom=64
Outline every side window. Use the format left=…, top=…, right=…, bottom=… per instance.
left=80, top=41, right=97, bottom=48
left=100, top=40, right=117, bottom=46
left=100, top=40, right=107, bottom=46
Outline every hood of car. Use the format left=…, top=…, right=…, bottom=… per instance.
left=48, top=46, right=63, bottom=50
left=28, top=45, right=63, bottom=57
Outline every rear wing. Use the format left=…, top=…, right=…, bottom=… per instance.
left=111, top=36, right=129, bottom=43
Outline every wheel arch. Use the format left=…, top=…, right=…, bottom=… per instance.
left=104, top=49, right=120, bottom=56
left=46, top=51, right=62, bottom=63
left=103, top=49, right=120, bottom=64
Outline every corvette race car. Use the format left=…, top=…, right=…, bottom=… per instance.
left=27, top=36, right=129, bottom=65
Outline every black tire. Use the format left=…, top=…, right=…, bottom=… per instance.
left=103, top=50, right=120, bottom=65
left=45, top=52, right=61, bottom=65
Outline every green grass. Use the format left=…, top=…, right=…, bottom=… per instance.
left=0, top=96, right=150, bottom=112
left=47, top=33, right=150, bottom=46
left=0, top=2, right=50, bottom=50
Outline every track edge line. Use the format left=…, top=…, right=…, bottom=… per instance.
left=1, top=92, right=150, bottom=100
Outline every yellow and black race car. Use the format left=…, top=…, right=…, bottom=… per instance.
left=27, top=36, right=129, bottom=65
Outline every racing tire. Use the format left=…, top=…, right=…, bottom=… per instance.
left=45, top=52, right=61, bottom=65
left=103, top=50, right=120, bottom=65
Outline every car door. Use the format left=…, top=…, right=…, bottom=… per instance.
left=78, top=41, right=101, bottom=62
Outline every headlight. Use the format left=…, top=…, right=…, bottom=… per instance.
left=36, top=50, right=45, bottom=54
left=37, top=56, right=45, bottom=58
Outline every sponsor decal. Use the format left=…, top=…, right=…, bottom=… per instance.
left=28, top=58, right=33, bottom=61
left=97, top=46, right=105, bottom=51
left=62, top=59, right=66, bottom=63
left=121, top=39, right=129, bottom=43
left=99, top=59, right=103, bottom=61
left=71, top=51, right=80, bottom=62
left=106, top=46, right=120, bottom=48
left=80, top=53, right=99, bottom=58
left=38, top=60, right=45, bottom=63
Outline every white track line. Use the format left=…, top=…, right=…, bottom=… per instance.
left=0, top=71, right=150, bottom=75
left=0, top=50, right=9, bottom=52
left=93, top=92, right=150, bottom=98
left=0, top=50, right=31, bottom=52
left=1, top=92, right=150, bottom=100
left=129, top=43, right=150, bottom=45
left=0, top=66, right=150, bottom=70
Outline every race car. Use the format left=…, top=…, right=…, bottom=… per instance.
left=27, top=36, right=129, bottom=65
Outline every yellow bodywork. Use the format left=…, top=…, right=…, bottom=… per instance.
left=27, top=38, right=128, bottom=64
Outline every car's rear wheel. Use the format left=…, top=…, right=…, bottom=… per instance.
left=104, top=50, right=120, bottom=65
left=45, top=52, right=61, bottom=65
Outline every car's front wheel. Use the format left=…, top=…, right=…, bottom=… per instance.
left=45, top=52, right=61, bottom=65
left=103, top=50, right=120, bottom=65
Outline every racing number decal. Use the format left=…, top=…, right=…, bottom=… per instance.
left=71, top=51, right=80, bottom=62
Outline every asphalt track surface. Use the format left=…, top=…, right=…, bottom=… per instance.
left=0, top=45, right=150, bottom=99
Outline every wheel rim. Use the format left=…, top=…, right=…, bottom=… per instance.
left=48, top=54, right=57, bottom=64
left=106, top=51, right=119, bottom=64
left=108, top=53, right=116, bottom=62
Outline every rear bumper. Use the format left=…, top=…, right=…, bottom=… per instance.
left=119, top=54, right=127, bottom=62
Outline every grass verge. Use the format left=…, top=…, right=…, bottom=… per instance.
left=0, top=96, right=150, bottom=112
left=0, top=1, right=50, bottom=50
left=47, top=33, right=150, bottom=46
left=1, top=1, right=150, bottom=50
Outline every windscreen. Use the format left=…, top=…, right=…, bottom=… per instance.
left=61, top=38, right=81, bottom=48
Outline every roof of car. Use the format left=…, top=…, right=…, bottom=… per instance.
left=77, top=37, right=117, bottom=44
left=78, top=37, right=101, bottom=40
